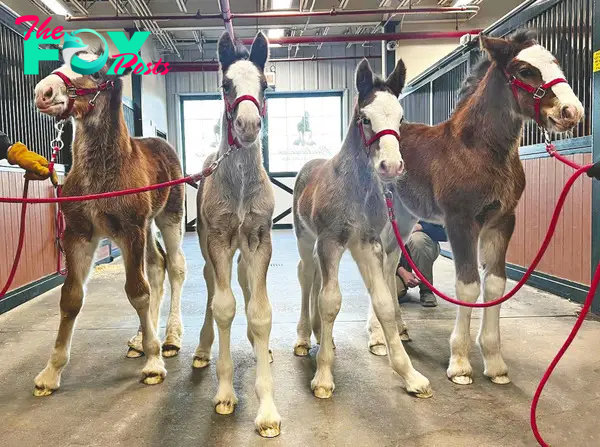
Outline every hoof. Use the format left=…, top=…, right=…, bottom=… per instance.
left=313, top=386, right=333, bottom=399
left=192, top=356, right=210, bottom=369
left=414, top=389, right=433, bottom=399
left=162, top=344, right=180, bottom=358
left=399, top=330, right=411, bottom=342
left=33, top=386, right=55, bottom=397
left=142, top=371, right=165, bottom=386
left=269, top=349, right=274, bottom=364
left=257, top=421, right=281, bottom=438
left=215, top=401, right=236, bottom=415
left=490, top=375, right=511, bottom=385
left=126, top=347, right=144, bottom=358
left=450, top=375, right=473, bottom=385
left=293, top=343, right=311, bottom=357
left=369, top=343, right=387, bottom=356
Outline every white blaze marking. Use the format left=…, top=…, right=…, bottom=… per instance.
left=226, top=60, right=262, bottom=119
left=515, top=45, right=583, bottom=114
left=361, top=91, right=404, bottom=167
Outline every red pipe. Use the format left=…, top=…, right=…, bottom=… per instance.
left=166, top=55, right=379, bottom=72
left=240, top=30, right=482, bottom=45
left=218, top=0, right=235, bottom=39
left=64, top=7, right=478, bottom=22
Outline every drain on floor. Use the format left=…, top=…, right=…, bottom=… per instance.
left=269, top=263, right=283, bottom=267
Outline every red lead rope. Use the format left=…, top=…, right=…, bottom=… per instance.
left=386, top=155, right=596, bottom=447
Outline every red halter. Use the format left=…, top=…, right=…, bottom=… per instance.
left=52, top=71, right=115, bottom=120
left=358, top=120, right=401, bottom=155
left=224, top=94, right=267, bottom=148
left=506, top=71, right=568, bottom=126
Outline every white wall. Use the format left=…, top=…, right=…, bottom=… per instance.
left=140, top=40, right=168, bottom=138
left=395, top=0, right=525, bottom=82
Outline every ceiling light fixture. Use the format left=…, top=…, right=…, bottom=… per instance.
left=39, top=0, right=71, bottom=15
left=272, top=0, right=293, bottom=9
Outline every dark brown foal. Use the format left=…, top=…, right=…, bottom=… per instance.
left=370, top=30, right=584, bottom=386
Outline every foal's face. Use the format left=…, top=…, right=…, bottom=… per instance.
left=481, top=32, right=584, bottom=133
left=219, top=32, right=269, bottom=147
left=356, top=59, right=407, bottom=181
left=512, top=45, right=583, bottom=132
left=34, top=49, right=126, bottom=120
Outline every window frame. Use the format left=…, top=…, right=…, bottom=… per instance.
left=263, top=90, right=345, bottom=177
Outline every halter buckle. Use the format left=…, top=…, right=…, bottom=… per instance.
left=533, top=86, right=547, bottom=99
left=66, top=86, right=78, bottom=98
left=89, top=91, right=102, bottom=107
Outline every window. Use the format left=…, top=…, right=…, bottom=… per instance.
left=265, top=92, right=343, bottom=174
left=181, top=97, right=223, bottom=175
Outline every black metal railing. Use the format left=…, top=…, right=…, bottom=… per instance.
left=0, top=20, right=63, bottom=162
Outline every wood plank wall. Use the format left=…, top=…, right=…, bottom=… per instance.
left=0, top=169, right=59, bottom=292
left=507, top=153, right=592, bottom=285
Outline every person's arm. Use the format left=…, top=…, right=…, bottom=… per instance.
left=399, top=245, right=412, bottom=272
left=0, top=130, right=58, bottom=185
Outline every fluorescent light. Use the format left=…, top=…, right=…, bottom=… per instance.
left=272, top=0, right=292, bottom=9
left=268, top=28, right=285, bottom=39
left=39, top=0, right=71, bottom=15
left=453, top=0, right=474, bottom=6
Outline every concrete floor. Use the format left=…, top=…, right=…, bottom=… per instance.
left=1, top=230, right=599, bottom=447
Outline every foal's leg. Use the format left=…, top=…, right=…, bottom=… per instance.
left=126, top=227, right=166, bottom=358
left=239, top=217, right=281, bottom=437
left=34, top=231, right=99, bottom=396
left=446, top=218, right=481, bottom=385
left=205, top=229, right=238, bottom=414
left=294, top=237, right=317, bottom=356
left=311, top=237, right=344, bottom=399
left=156, top=217, right=187, bottom=357
left=385, top=246, right=410, bottom=340
left=351, top=239, right=432, bottom=398
left=192, top=231, right=216, bottom=369
left=118, top=226, right=166, bottom=385
left=238, top=254, right=274, bottom=363
left=367, top=242, right=410, bottom=356
left=477, top=214, right=515, bottom=385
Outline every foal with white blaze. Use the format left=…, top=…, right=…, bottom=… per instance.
left=193, top=32, right=281, bottom=438
left=31, top=48, right=186, bottom=395
left=369, top=31, right=584, bottom=385
left=293, top=59, right=432, bottom=399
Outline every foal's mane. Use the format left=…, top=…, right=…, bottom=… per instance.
left=454, top=29, right=538, bottom=112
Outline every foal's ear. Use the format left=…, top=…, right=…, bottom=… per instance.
left=356, top=59, right=374, bottom=99
left=218, top=31, right=238, bottom=71
left=250, top=32, right=269, bottom=71
left=480, top=35, right=516, bottom=67
left=386, top=59, right=407, bottom=97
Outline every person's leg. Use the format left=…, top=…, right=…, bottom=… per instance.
left=407, top=232, right=441, bottom=307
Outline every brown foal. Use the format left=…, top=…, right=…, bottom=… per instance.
left=32, top=48, right=186, bottom=395
left=369, top=30, right=584, bottom=386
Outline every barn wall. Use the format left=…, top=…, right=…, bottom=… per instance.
left=400, top=0, right=595, bottom=304
left=165, top=45, right=381, bottom=155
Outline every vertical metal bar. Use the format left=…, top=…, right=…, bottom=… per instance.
left=592, top=0, right=600, bottom=312
left=429, top=81, right=433, bottom=126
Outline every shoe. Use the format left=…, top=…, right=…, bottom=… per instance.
left=420, top=292, right=437, bottom=307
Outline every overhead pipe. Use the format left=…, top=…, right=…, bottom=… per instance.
left=218, top=0, right=235, bottom=38
left=238, top=30, right=482, bottom=45
left=64, top=6, right=479, bottom=22
left=166, top=55, right=380, bottom=72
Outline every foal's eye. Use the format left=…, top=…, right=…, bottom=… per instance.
left=222, top=82, right=232, bottom=93
left=90, top=72, right=101, bottom=82
left=361, top=117, right=371, bottom=126
left=519, top=68, right=535, bottom=78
